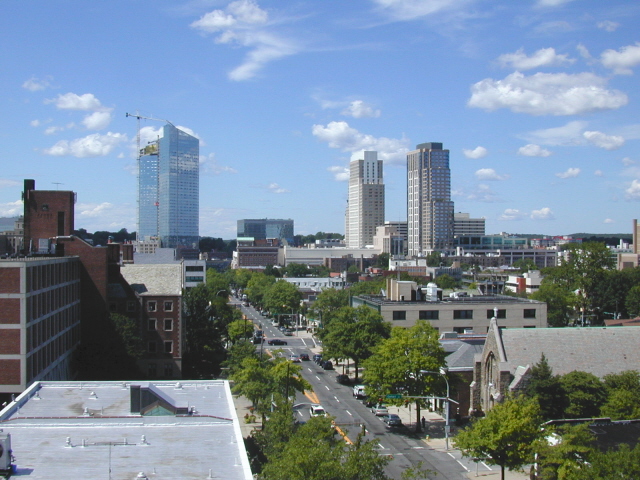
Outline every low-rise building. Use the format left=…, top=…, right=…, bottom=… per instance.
left=505, top=270, right=543, bottom=295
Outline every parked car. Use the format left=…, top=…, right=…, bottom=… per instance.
left=267, top=339, right=288, bottom=345
left=299, top=353, right=310, bottom=361
left=289, top=354, right=301, bottom=363
left=313, top=354, right=323, bottom=364
left=321, top=360, right=333, bottom=370
left=309, top=404, right=326, bottom=417
left=352, top=385, right=366, bottom=399
left=383, top=414, right=402, bottom=427
left=336, top=374, right=350, bottom=384
left=372, top=404, right=389, bottom=416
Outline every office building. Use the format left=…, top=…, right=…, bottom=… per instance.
left=345, top=151, right=385, bottom=248
left=454, top=213, right=485, bottom=237
left=237, top=219, right=294, bottom=244
left=407, top=143, right=454, bottom=256
left=138, top=123, right=199, bottom=249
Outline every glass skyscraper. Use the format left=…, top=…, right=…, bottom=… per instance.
left=138, top=123, right=199, bottom=248
left=407, top=142, right=454, bottom=256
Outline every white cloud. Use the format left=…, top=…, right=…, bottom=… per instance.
left=30, top=119, right=41, bottom=127
left=499, top=209, right=525, bottom=221
left=268, top=182, right=289, bottom=194
left=582, top=130, right=625, bottom=150
left=604, top=218, right=615, bottom=224
left=44, top=126, right=65, bottom=135
left=556, top=167, right=580, bottom=179
left=461, top=184, right=501, bottom=203
left=328, top=166, right=350, bottom=182
left=0, top=200, right=24, bottom=217
left=475, top=168, right=509, bottom=181
left=76, top=202, right=136, bottom=232
left=341, top=100, right=381, bottom=119
left=46, top=92, right=104, bottom=111
left=468, top=71, right=628, bottom=116
left=199, top=153, right=238, bottom=175
left=312, top=121, right=409, bottom=164
left=625, top=180, right=640, bottom=200
left=497, top=47, right=574, bottom=70
left=463, top=146, right=487, bottom=159
left=0, top=179, right=20, bottom=189
left=370, top=0, right=468, bottom=21
left=576, top=43, right=593, bottom=61
left=536, top=0, right=575, bottom=6
left=43, top=132, right=127, bottom=158
left=82, top=111, right=112, bottom=130
left=597, top=20, right=619, bottom=32
left=523, top=121, right=587, bottom=146
left=517, top=144, right=552, bottom=157
left=594, top=170, right=604, bottom=177
left=22, top=76, right=52, bottom=91
left=531, top=207, right=554, bottom=220
left=622, top=157, right=635, bottom=166
left=190, top=0, right=299, bottom=81
left=600, top=43, right=640, bottom=75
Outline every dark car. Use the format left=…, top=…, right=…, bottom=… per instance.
left=300, top=353, right=310, bottom=361
left=336, top=374, right=350, bottom=384
left=267, top=339, right=288, bottom=346
left=321, top=360, right=333, bottom=370
left=313, top=354, right=323, bottom=364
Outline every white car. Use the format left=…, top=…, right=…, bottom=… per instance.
left=289, top=354, right=301, bottom=363
left=309, top=404, right=327, bottom=417
left=371, top=404, right=389, bottom=416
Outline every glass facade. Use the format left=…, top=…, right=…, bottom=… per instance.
left=237, top=219, right=294, bottom=244
left=138, top=124, right=199, bottom=248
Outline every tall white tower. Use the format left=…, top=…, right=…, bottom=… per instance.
left=407, top=142, right=454, bottom=256
left=345, top=151, right=385, bottom=248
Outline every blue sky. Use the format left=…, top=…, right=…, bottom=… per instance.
left=1, top=0, right=640, bottom=239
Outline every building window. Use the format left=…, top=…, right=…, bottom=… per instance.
left=148, top=341, right=157, bottom=353
left=164, top=301, right=173, bottom=312
left=524, top=309, right=536, bottom=319
left=164, top=363, right=173, bottom=378
left=392, top=311, right=406, bottom=321
left=148, top=319, right=157, bottom=331
left=164, top=341, right=173, bottom=354
left=453, top=327, right=472, bottom=334
left=147, top=301, right=157, bottom=312
left=185, top=266, right=204, bottom=272
left=419, top=310, right=439, bottom=320
left=148, top=363, right=157, bottom=378
left=487, top=309, right=506, bottom=319
left=127, top=301, right=136, bottom=312
left=164, top=319, right=173, bottom=331
left=453, top=310, right=473, bottom=320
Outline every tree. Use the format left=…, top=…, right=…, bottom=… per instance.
left=227, top=318, right=255, bottom=343
left=348, top=278, right=385, bottom=296
left=535, top=423, right=596, bottom=480
left=245, top=272, right=276, bottom=308
left=512, top=258, right=537, bottom=273
left=320, top=306, right=391, bottom=380
left=454, top=395, right=543, bottom=480
left=434, top=273, right=457, bottom=290
left=263, top=280, right=302, bottom=315
left=310, top=288, right=350, bottom=326
left=625, top=285, right=640, bottom=318
left=530, top=283, right=575, bottom=327
left=362, top=321, right=446, bottom=431
left=525, top=354, right=568, bottom=420
left=283, top=263, right=310, bottom=277
left=559, top=371, right=606, bottom=419
left=375, top=252, right=390, bottom=269
left=600, top=370, right=640, bottom=420
left=425, top=251, right=442, bottom=267
left=561, top=443, right=640, bottom=480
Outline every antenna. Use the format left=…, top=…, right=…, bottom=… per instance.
left=52, top=182, right=63, bottom=190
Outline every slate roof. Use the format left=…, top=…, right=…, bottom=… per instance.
left=441, top=338, right=485, bottom=370
left=120, top=264, right=183, bottom=296
left=0, top=381, right=252, bottom=480
left=497, top=325, right=640, bottom=378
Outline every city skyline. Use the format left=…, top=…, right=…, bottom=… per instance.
left=1, top=1, right=639, bottom=238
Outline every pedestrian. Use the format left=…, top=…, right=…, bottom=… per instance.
left=421, top=416, right=426, bottom=430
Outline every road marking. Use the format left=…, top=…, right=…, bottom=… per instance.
left=324, top=385, right=330, bottom=391
left=456, top=460, right=470, bottom=472
left=315, top=376, right=321, bottom=381
left=346, top=410, right=352, bottom=416
left=447, top=453, right=455, bottom=459
left=334, top=395, right=340, bottom=403
left=481, top=462, right=492, bottom=470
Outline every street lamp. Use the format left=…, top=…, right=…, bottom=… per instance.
left=420, top=368, right=450, bottom=451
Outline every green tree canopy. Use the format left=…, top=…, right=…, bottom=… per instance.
left=263, top=280, right=302, bottom=314
left=530, top=282, right=575, bottom=327
left=362, top=321, right=446, bottom=431
left=245, top=272, right=277, bottom=307
left=310, top=288, right=350, bottom=325
left=535, top=423, right=596, bottom=480
left=525, top=354, right=568, bottom=420
left=559, top=371, right=606, bottom=419
left=434, top=273, right=458, bottom=290
left=454, top=395, right=543, bottom=480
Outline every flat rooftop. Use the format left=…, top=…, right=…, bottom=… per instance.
left=0, top=380, right=252, bottom=480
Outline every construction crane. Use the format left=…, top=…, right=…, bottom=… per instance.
left=125, top=112, right=173, bottom=243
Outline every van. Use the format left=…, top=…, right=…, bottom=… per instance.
left=352, top=385, right=366, bottom=399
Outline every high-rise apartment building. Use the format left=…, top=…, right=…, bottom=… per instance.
left=138, top=123, right=199, bottom=248
left=454, top=212, right=486, bottom=237
left=407, top=142, right=454, bottom=256
left=345, top=151, right=385, bottom=248
left=237, top=219, right=294, bottom=245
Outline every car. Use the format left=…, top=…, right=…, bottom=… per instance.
left=336, top=374, right=350, bottom=384
left=383, top=414, right=402, bottom=427
left=309, top=405, right=326, bottom=417
left=299, top=353, right=310, bottom=361
left=289, top=354, right=301, bottom=363
left=284, top=330, right=293, bottom=336
left=313, top=354, right=323, bottom=364
left=321, top=360, right=333, bottom=370
left=267, top=339, right=288, bottom=346
left=371, top=404, right=389, bottom=416
left=352, top=385, right=366, bottom=399
left=252, top=336, right=264, bottom=344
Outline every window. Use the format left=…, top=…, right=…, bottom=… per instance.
left=524, top=309, right=536, bottom=319
left=148, top=319, right=157, bottom=331
left=487, top=309, right=506, bottom=319
left=147, top=301, right=157, bottom=312
left=164, top=341, right=173, bottom=354
left=164, top=319, right=173, bottom=331
left=392, top=311, right=406, bottom=321
left=127, top=301, right=136, bottom=312
left=148, top=341, right=157, bottom=353
left=164, top=363, right=173, bottom=378
left=148, top=363, right=157, bottom=378
left=453, top=310, right=473, bottom=319
left=185, top=266, right=204, bottom=272
left=164, top=301, right=173, bottom=312
left=453, top=327, right=471, bottom=334
left=419, top=310, right=439, bottom=320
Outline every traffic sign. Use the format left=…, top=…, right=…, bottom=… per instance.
left=385, top=394, right=402, bottom=399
